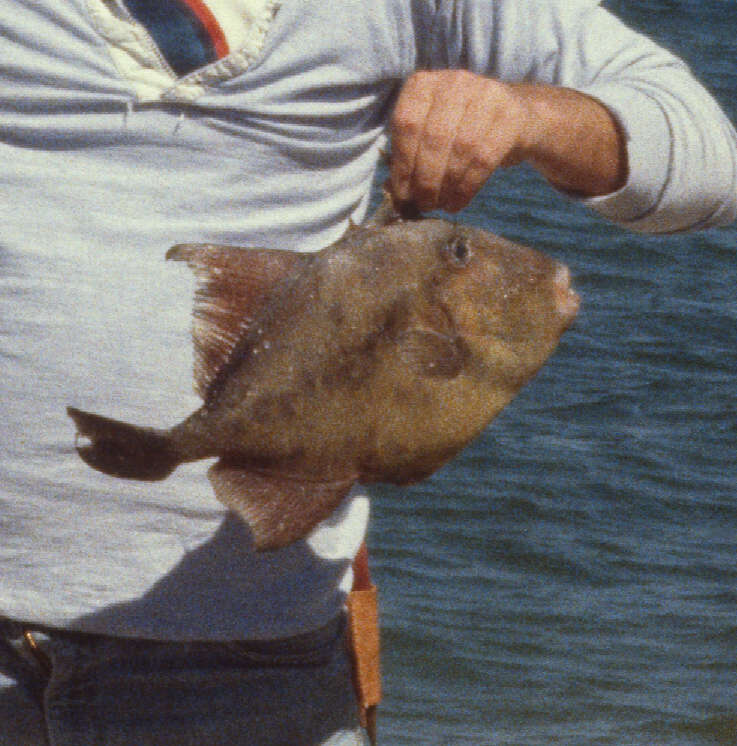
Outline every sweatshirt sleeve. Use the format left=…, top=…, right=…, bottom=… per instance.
left=423, top=0, right=737, bottom=233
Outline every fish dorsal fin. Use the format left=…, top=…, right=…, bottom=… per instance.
left=167, top=244, right=309, bottom=399
left=207, top=461, right=356, bottom=550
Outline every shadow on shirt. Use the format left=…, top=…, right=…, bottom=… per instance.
left=71, top=512, right=350, bottom=640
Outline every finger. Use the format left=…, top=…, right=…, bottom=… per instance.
left=438, top=83, right=514, bottom=212
left=438, top=125, right=498, bottom=212
left=434, top=101, right=483, bottom=211
left=408, top=74, right=471, bottom=211
left=441, top=161, right=492, bottom=212
left=390, top=74, right=434, bottom=204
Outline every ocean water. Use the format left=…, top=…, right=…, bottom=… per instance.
left=369, top=2, right=737, bottom=744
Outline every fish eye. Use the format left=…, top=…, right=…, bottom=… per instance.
left=444, top=237, right=471, bottom=267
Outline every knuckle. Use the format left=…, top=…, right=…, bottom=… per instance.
left=421, top=127, right=449, bottom=154
left=450, top=131, right=476, bottom=160
left=447, top=140, right=497, bottom=178
left=391, top=108, right=423, bottom=138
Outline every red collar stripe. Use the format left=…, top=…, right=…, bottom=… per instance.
left=180, top=0, right=230, bottom=59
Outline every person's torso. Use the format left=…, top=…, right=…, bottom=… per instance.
left=0, top=0, right=419, bottom=639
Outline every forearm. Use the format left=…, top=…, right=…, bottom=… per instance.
left=509, top=83, right=628, bottom=198
left=407, top=0, right=737, bottom=231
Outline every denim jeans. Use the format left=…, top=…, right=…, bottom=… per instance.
left=0, top=617, right=365, bottom=745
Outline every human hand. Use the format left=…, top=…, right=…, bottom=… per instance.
left=389, top=70, right=529, bottom=213
left=389, top=70, right=627, bottom=213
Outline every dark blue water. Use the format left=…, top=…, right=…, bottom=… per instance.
left=370, top=2, right=737, bottom=743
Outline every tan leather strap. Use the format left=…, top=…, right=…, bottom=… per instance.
left=347, top=542, right=381, bottom=745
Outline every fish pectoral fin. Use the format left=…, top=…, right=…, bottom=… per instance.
left=207, top=462, right=355, bottom=551
left=398, top=329, right=469, bottom=378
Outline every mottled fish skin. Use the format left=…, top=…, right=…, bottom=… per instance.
left=67, top=197, right=579, bottom=550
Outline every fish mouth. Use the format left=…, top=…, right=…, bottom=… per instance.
left=552, top=263, right=580, bottom=328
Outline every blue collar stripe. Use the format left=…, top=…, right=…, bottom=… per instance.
left=123, top=0, right=224, bottom=77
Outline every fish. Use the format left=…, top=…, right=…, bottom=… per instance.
left=67, top=197, right=579, bottom=550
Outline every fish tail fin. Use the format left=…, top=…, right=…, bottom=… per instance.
left=66, top=407, right=180, bottom=481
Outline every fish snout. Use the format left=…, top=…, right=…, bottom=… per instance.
left=552, top=263, right=580, bottom=328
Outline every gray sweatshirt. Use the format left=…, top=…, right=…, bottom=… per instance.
left=1, top=0, right=735, bottom=639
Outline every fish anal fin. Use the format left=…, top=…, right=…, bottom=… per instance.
left=167, top=245, right=309, bottom=398
left=207, top=461, right=355, bottom=551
